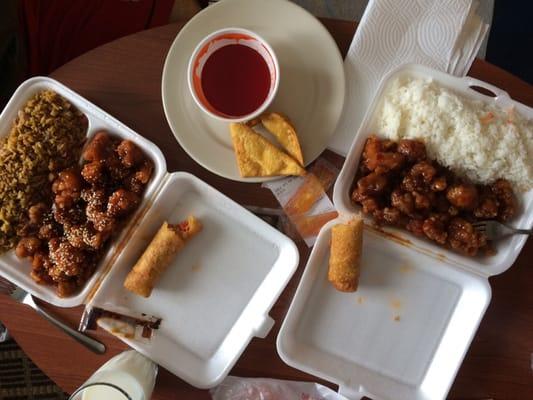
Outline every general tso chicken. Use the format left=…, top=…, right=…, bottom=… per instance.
left=15, top=131, right=153, bottom=297
left=351, top=136, right=517, bottom=256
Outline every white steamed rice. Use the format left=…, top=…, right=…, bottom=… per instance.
left=377, top=77, right=533, bottom=191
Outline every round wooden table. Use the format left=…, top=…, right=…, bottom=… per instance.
left=1, top=19, right=532, bottom=400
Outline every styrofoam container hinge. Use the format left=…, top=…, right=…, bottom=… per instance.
left=338, top=385, right=366, bottom=400
left=253, top=315, right=275, bottom=338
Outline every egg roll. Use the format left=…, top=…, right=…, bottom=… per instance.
left=328, top=217, right=363, bottom=292
left=124, top=216, right=202, bottom=297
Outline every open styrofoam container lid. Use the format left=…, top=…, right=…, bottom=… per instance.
left=0, top=77, right=167, bottom=307
left=277, top=64, right=533, bottom=400
left=278, top=218, right=491, bottom=400
left=89, top=172, right=299, bottom=388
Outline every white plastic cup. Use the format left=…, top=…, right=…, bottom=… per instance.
left=68, top=350, right=158, bottom=400
left=187, top=27, right=279, bottom=123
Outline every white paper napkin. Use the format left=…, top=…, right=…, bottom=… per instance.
left=329, top=0, right=489, bottom=155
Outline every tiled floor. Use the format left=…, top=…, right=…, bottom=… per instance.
left=0, top=339, right=66, bottom=400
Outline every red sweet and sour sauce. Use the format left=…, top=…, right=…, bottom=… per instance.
left=201, top=44, right=271, bottom=117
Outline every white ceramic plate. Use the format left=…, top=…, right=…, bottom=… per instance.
left=162, top=0, right=345, bottom=182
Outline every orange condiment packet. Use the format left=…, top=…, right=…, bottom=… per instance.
left=292, top=211, right=339, bottom=237
left=284, top=159, right=337, bottom=216
left=263, top=157, right=339, bottom=246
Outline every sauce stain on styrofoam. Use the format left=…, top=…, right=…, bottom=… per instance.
left=390, top=298, right=402, bottom=321
left=390, top=298, right=402, bottom=310
left=356, top=296, right=365, bottom=304
left=368, top=225, right=412, bottom=246
left=399, top=263, right=413, bottom=274
left=191, top=263, right=201, bottom=272
left=367, top=225, right=451, bottom=264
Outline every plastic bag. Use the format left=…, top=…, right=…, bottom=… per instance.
left=210, top=376, right=348, bottom=400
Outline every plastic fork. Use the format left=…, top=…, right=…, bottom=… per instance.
left=0, top=278, right=106, bottom=354
left=473, top=220, right=532, bottom=240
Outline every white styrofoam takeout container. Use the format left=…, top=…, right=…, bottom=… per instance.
left=0, top=77, right=166, bottom=307
left=0, top=77, right=299, bottom=388
left=89, top=171, right=299, bottom=388
left=277, top=64, right=533, bottom=400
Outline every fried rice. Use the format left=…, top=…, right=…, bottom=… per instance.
left=0, top=90, right=88, bottom=252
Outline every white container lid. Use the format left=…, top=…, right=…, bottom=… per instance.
left=277, top=64, right=533, bottom=400
left=278, top=219, right=490, bottom=400
left=89, top=172, right=299, bottom=388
